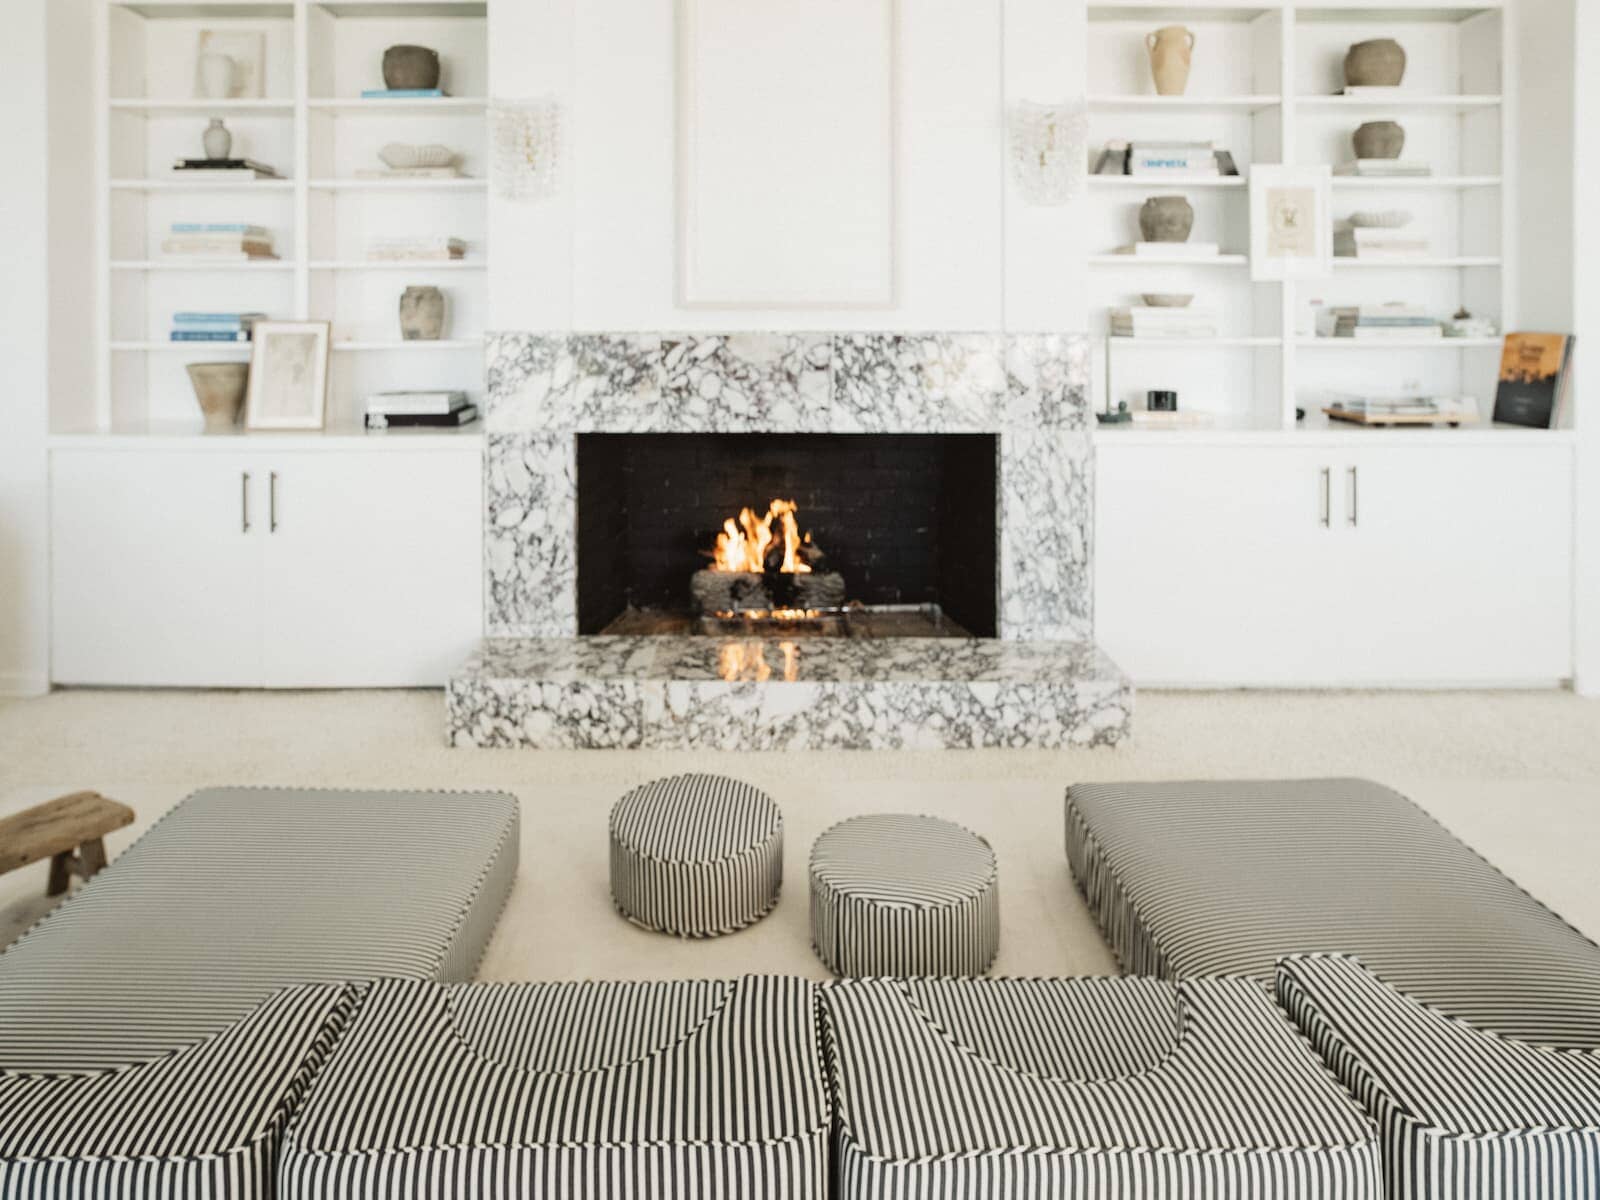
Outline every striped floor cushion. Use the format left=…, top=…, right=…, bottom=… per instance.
left=1277, top=954, right=1600, bottom=1200
left=609, top=773, right=783, bottom=937
left=0, top=786, right=519, bottom=1071
left=279, top=975, right=830, bottom=1198
left=0, top=983, right=354, bottom=1199
left=810, top=814, right=999, bottom=977
left=1065, top=778, right=1600, bottom=1049
left=820, top=975, right=1382, bottom=1197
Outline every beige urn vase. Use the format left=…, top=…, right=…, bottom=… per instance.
left=1147, top=26, right=1195, bottom=97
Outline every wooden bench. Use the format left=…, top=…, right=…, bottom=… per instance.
left=0, top=791, right=136, bottom=896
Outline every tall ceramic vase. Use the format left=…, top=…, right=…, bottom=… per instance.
left=1147, top=25, right=1195, bottom=97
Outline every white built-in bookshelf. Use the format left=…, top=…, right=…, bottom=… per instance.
left=1085, top=0, right=1513, bottom=432
left=89, top=0, right=488, bottom=435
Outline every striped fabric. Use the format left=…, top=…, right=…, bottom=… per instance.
left=810, top=814, right=999, bottom=977
left=279, top=975, right=830, bottom=1199
left=609, top=773, right=783, bottom=937
left=0, top=786, right=520, bottom=1071
left=1277, top=954, right=1600, bottom=1200
left=0, top=983, right=355, bottom=1200
left=820, top=975, right=1383, bottom=1198
left=1065, top=778, right=1600, bottom=1049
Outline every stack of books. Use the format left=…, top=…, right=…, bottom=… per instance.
left=354, top=164, right=466, bottom=180
left=161, top=223, right=277, bottom=261
left=364, top=390, right=478, bottom=429
left=1334, top=225, right=1430, bottom=261
left=1321, top=304, right=1441, bottom=340
left=1095, top=141, right=1238, bottom=179
left=1323, top=393, right=1478, bottom=425
left=361, top=88, right=449, bottom=99
left=367, top=236, right=467, bottom=263
left=171, top=157, right=281, bottom=181
left=170, top=311, right=266, bottom=342
left=1333, top=160, right=1431, bottom=178
left=1110, top=306, right=1220, bottom=339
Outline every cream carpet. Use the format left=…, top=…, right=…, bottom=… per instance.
left=3, top=688, right=1598, bottom=982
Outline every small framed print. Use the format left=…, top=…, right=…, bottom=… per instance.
left=246, top=321, right=330, bottom=431
left=1250, top=165, right=1332, bottom=281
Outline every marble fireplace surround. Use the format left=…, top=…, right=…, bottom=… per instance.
left=482, top=331, right=1094, bottom=640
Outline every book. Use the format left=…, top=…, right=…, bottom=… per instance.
left=1493, top=333, right=1576, bottom=429
left=172, top=157, right=280, bottom=178
left=170, top=223, right=271, bottom=236
left=366, top=237, right=467, bottom=262
left=366, top=390, right=469, bottom=416
left=1333, top=160, right=1432, bottom=177
left=353, top=166, right=467, bottom=180
left=169, top=166, right=282, bottom=181
left=1127, top=242, right=1221, bottom=259
left=365, top=404, right=479, bottom=430
left=170, top=330, right=252, bottom=342
left=1340, top=85, right=1406, bottom=97
left=360, top=88, right=449, bottom=98
left=173, top=311, right=266, bottom=326
left=162, top=238, right=276, bottom=258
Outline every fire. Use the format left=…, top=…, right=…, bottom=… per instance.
left=712, top=499, right=813, bottom=575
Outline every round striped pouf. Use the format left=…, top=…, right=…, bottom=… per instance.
left=609, top=773, right=784, bottom=938
left=809, top=814, right=999, bottom=977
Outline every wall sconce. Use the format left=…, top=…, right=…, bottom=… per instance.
left=1008, top=99, right=1088, bottom=207
left=489, top=97, right=563, bottom=202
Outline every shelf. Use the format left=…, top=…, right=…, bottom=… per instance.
left=1293, top=3, right=1503, bottom=22
left=331, top=339, right=484, bottom=351
left=1089, top=94, right=1282, bottom=113
left=1089, top=3, right=1280, bottom=20
left=314, top=1, right=487, bottom=14
left=308, top=260, right=484, bottom=271
left=111, top=260, right=295, bottom=271
left=1332, top=257, right=1501, bottom=269
left=1089, top=176, right=1248, bottom=189
left=111, top=341, right=254, bottom=352
left=49, top=423, right=483, bottom=450
left=112, top=179, right=295, bottom=192
left=306, top=97, right=487, bottom=115
left=307, top=178, right=486, bottom=192
left=1297, top=95, right=1502, bottom=113
left=1331, top=175, right=1502, bottom=190
left=1297, top=337, right=1502, bottom=349
left=1091, top=253, right=1251, bottom=266
left=111, top=1, right=295, bottom=17
left=1110, top=337, right=1281, bottom=348
left=1094, top=423, right=1572, bottom=448
left=110, top=98, right=295, bottom=116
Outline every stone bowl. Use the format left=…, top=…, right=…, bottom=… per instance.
left=1139, top=195, right=1195, bottom=243
left=1352, top=120, right=1405, bottom=160
left=382, top=44, right=441, bottom=91
left=1141, top=293, right=1194, bottom=308
left=1344, top=38, right=1406, bottom=88
left=186, top=362, right=249, bottom=432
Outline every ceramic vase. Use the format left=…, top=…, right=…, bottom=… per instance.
left=1352, top=120, right=1405, bottom=159
left=399, top=286, right=446, bottom=340
left=1139, top=195, right=1194, bottom=243
left=186, top=362, right=249, bottom=431
left=198, top=52, right=236, bottom=100
left=1344, top=39, right=1406, bottom=88
left=203, top=118, right=232, bottom=160
left=1146, top=26, right=1195, bottom=97
left=382, top=45, right=441, bottom=91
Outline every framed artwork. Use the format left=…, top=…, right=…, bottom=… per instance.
left=246, top=321, right=330, bottom=431
left=1250, top=165, right=1332, bottom=281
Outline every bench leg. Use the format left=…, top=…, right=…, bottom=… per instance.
left=79, top=837, right=108, bottom=878
left=44, top=839, right=108, bottom=897
left=47, top=851, right=73, bottom=896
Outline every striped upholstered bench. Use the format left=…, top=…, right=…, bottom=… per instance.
left=820, top=975, right=1382, bottom=1197
left=279, top=976, right=830, bottom=1199
left=1278, top=954, right=1600, bottom=1200
left=1065, top=778, right=1600, bottom=1049
left=0, top=984, right=354, bottom=1197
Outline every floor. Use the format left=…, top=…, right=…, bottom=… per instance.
left=3, top=688, right=1598, bottom=982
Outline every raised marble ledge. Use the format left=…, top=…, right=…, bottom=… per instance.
left=447, top=636, right=1133, bottom=751
left=485, top=332, right=1090, bottom=435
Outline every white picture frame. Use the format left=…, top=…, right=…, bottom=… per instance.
left=1250, top=165, right=1332, bottom=281
left=246, top=321, right=330, bottom=431
left=194, top=30, right=266, bottom=100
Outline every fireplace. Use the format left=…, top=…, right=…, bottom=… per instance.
left=576, top=433, right=999, bottom=637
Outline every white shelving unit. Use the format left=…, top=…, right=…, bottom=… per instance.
left=90, top=0, right=488, bottom=434
left=1084, top=0, right=1512, bottom=433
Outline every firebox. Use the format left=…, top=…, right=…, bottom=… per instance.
left=576, top=433, right=999, bottom=637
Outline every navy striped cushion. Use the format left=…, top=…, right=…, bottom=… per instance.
left=280, top=975, right=829, bottom=1198
left=0, top=787, right=519, bottom=1071
left=1066, top=778, right=1600, bottom=1049
left=1277, top=954, right=1600, bottom=1200
left=0, top=983, right=354, bottom=1199
left=821, top=975, right=1382, bottom=1197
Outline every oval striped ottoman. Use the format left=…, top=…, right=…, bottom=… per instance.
left=809, top=814, right=999, bottom=977
left=609, top=774, right=783, bottom=938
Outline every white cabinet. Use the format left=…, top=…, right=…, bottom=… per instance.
left=51, top=442, right=483, bottom=688
left=1095, top=440, right=1574, bottom=687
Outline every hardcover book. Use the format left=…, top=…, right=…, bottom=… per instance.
left=1493, top=334, right=1576, bottom=429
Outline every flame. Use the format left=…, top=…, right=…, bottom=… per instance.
left=713, top=609, right=821, bottom=621
left=711, top=499, right=813, bottom=574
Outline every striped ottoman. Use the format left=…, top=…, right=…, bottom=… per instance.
left=279, top=975, right=830, bottom=1199
left=821, top=975, right=1382, bottom=1198
left=810, top=814, right=999, bottom=977
left=1278, top=954, right=1600, bottom=1200
left=609, top=773, right=783, bottom=937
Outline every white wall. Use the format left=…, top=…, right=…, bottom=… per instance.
left=1573, top=0, right=1599, bottom=695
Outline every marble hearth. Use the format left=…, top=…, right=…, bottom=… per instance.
left=446, top=331, right=1132, bottom=750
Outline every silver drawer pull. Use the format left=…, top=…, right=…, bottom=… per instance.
left=1347, top=466, right=1359, bottom=527
left=241, top=472, right=251, bottom=533
left=1319, top=467, right=1331, bottom=528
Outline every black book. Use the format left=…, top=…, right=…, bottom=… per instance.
left=1493, top=334, right=1576, bottom=429
left=365, top=405, right=479, bottom=430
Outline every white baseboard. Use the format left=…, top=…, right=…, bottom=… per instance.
left=0, top=672, right=49, bottom=698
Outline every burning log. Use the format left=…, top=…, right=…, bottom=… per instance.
left=691, top=569, right=771, bottom=615
left=794, top=571, right=846, bottom=611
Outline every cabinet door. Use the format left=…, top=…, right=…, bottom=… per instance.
left=51, top=450, right=264, bottom=686
left=1337, top=446, right=1573, bottom=684
left=259, top=450, right=483, bottom=687
left=1096, top=445, right=1343, bottom=686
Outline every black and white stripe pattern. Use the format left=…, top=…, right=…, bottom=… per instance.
left=0, top=983, right=355, bottom=1199
left=1065, top=778, right=1600, bottom=1049
left=820, top=975, right=1383, bottom=1198
left=1277, top=953, right=1600, bottom=1200
left=609, top=774, right=783, bottom=937
left=0, top=786, right=520, bottom=1071
left=810, top=814, right=999, bottom=977
left=279, top=975, right=830, bottom=1199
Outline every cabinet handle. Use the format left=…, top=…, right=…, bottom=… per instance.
left=1347, top=466, right=1359, bottom=527
left=1319, top=467, right=1331, bottom=528
left=241, top=472, right=251, bottom=533
left=269, top=471, right=279, bottom=533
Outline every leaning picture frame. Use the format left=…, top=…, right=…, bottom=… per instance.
left=245, top=321, right=330, bottom=431
left=1249, top=165, right=1332, bottom=282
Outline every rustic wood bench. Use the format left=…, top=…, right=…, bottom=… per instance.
left=0, top=791, right=136, bottom=896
